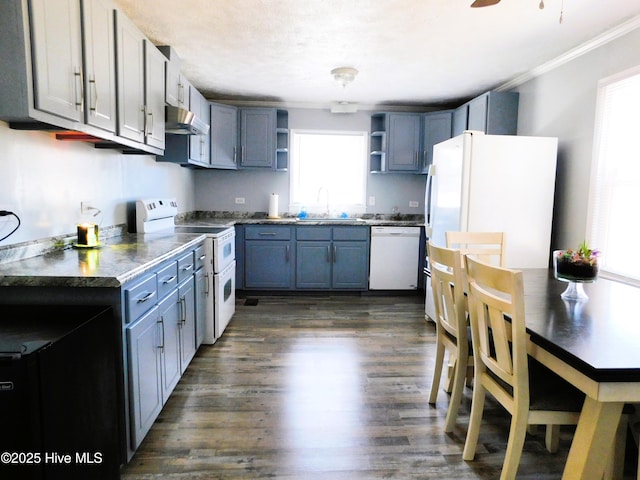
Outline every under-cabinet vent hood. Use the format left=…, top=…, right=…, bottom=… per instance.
left=165, top=106, right=210, bottom=135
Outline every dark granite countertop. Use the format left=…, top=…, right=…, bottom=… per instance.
left=176, top=214, right=425, bottom=228
left=0, top=232, right=205, bottom=288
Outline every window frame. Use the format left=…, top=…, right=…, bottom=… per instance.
left=288, top=129, right=368, bottom=214
left=586, top=64, right=640, bottom=286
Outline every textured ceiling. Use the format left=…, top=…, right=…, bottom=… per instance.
left=112, top=0, right=640, bottom=108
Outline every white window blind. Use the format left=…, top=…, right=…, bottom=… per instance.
left=289, top=130, right=367, bottom=213
left=588, top=67, right=640, bottom=283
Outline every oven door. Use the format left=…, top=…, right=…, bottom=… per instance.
left=214, top=260, right=236, bottom=338
left=213, top=229, right=235, bottom=273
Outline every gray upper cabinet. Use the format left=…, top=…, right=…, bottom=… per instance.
left=115, top=11, right=165, bottom=150
left=0, top=0, right=163, bottom=155
left=30, top=0, right=83, bottom=122
left=453, top=91, right=519, bottom=136
left=239, top=107, right=276, bottom=168
left=387, top=113, right=421, bottom=172
left=158, top=46, right=187, bottom=108
left=187, top=86, right=211, bottom=166
left=82, top=0, right=117, bottom=132
left=421, top=110, right=453, bottom=173
left=210, top=102, right=239, bottom=169
left=370, top=112, right=423, bottom=174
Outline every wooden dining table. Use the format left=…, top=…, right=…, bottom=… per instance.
left=521, top=268, right=640, bottom=480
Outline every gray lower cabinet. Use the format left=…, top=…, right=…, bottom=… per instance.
left=244, top=225, right=293, bottom=289
left=124, top=242, right=203, bottom=450
left=295, top=226, right=369, bottom=290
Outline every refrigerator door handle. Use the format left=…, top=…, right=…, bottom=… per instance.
left=425, top=164, right=435, bottom=228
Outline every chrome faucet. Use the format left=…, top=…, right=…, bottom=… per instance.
left=317, top=186, right=330, bottom=215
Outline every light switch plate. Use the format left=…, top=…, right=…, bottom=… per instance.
left=235, top=197, right=245, bottom=204
left=409, top=200, right=419, bottom=208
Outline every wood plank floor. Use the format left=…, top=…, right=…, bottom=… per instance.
left=121, top=294, right=635, bottom=479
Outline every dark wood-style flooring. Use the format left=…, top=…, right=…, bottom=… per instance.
left=121, top=294, right=635, bottom=479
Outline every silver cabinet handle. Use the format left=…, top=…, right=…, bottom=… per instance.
left=333, top=244, right=337, bottom=263
left=204, top=272, right=210, bottom=295
left=233, top=146, right=237, bottom=164
left=162, top=275, right=177, bottom=285
left=181, top=264, right=193, bottom=272
left=157, top=317, right=165, bottom=350
left=199, top=254, right=206, bottom=261
left=89, top=76, right=98, bottom=112
left=74, top=68, right=83, bottom=109
left=140, top=105, right=146, bottom=135
left=285, top=245, right=290, bottom=262
left=327, top=245, right=331, bottom=263
left=137, top=291, right=155, bottom=303
left=241, top=146, right=245, bottom=164
left=179, top=295, right=186, bottom=325
left=259, top=232, right=277, bottom=236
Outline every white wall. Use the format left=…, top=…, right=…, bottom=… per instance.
left=0, top=121, right=195, bottom=246
left=194, top=107, right=427, bottom=216
left=515, top=27, right=640, bottom=250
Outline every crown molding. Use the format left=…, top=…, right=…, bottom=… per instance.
left=498, top=14, right=640, bottom=91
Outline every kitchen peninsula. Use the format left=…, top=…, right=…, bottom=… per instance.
left=0, top=231, right=207, bottom=469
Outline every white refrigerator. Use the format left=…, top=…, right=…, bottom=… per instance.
left=424, top=131, right=558, bottom=320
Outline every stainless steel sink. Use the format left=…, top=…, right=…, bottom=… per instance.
left=296, top=217, right=365, bottom=222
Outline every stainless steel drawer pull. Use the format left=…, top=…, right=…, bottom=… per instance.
left=199, top=254, right=206, bottom=261
left=157, top=317, right=165, bottom=350
left=162, top=275, right=177, bottom=284
left=137, top=291, right=155, bottom=303
left=181, top=264, right=193, bottom=272
left=259, top=232, right=277, bottom=236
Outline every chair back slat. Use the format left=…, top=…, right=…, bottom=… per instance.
left=446, top=231, right=506, bottom=267
left=465, top=255, right=528, bottom=398
left=428, top=242, right=466, bottom=341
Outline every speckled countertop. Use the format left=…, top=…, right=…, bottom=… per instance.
left=0, top=232, right=205, bottom=288
left=177, top=211, right=425, bottom=227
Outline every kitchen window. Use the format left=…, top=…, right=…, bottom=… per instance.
left=289, top=130, right=367, bottom=214
left=587, top=66, right=640, bottom=284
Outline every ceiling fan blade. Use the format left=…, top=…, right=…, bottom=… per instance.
left=470, top=0, right=501, bottom=7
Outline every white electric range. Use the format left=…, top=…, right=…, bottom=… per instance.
left=135, top=199, right=235, bottom=344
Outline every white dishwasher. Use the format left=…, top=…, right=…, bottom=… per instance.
left=369, top=226, right=421, bottom=290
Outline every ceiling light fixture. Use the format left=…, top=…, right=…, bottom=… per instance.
left=331, top=67, right=358, bottom=88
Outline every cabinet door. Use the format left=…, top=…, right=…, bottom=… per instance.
left=452, top=105, right=468, bottom=137
left=245, top=240, right=291, bottom=288
left=30, top=0, right=83, bottom=122
left=296, top=242, right=332, bottom=289
left=115, top=11, right=145, bottom=143
left=144, top=42, right=166, bottom=149
left=165, top=67, right=186, bottom=108
left=239, top=108, right=275, bottom=167
left=421, top=111, right=453, bottom=173
left=467, top=95, right=488, bottom=133
left=188, top=86, right=210, bottom=165
left=127, top=305, right=162, bottom=449
left=194, top=267, right=208, bottom=348
left=158, top=289, right=181, bottom=400
left=178, top=277, right=196, bottom=371
left=210, top=102, right=239, bottom=169
left=387, top=113, right=421, bottom=172
left=81, top=0, right=116, bottom=132
left=333, top=242, right=369, bottom=290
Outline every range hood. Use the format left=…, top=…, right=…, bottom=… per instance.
left=165, top=106, right=210, bottom=135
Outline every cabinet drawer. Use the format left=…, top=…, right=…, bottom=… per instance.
left=296, top=226, right=332, bottom=241
left=333, top=226, right=369, bottom=241
left=177, top=251, right=195, bottom=283
left=194, top=244, right=206, bottom=270
left=125, top=274, right=158, bottom=323
left=157, top=261, right=178, bottom=298
left=245, top=225, right=291, bottom=240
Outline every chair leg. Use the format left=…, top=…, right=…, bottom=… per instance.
left=444, top=356, right=467, bottom=433
left=545, top=424, right=560, bottom=453
left=463, top=380, right=486, bottom=461
left=429, top=338, right=446, bottom=404
left=501, top=411, right=529, bottom=480
left=603, top=413, right=628, bottom=480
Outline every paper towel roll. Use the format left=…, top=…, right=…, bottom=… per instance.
left=268, top=193, right=279, bottom=218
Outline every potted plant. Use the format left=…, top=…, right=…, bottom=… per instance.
left=553, top=241, right=599, bottom=300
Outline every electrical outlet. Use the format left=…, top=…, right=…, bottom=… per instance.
left=409, top=200, right=419, bottom=208
left=235, top=197, right=245, bottom=204
left=368, top=196, right=376, bottom=206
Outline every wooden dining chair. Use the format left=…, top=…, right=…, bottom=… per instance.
left=445, top=231, right=506, bottom=267
left=462, top=255, right=585, bottom=480
left=427, top=241, right=472, bottom=433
